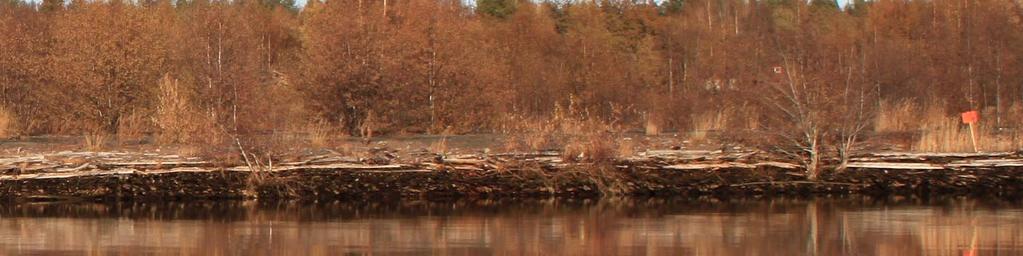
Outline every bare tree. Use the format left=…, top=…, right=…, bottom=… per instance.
left=834, top=60, right=876, bottom=172
left=757, top=50, right=874, bottom=179
left=760, top=58, right=829, bottom=179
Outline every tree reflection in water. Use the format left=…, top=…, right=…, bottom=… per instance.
left=0, top=197, right=1020, bottom=255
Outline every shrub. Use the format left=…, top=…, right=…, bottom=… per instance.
left=562, top=131, right=617, bottom=164
left=153, top=74, right=222, bottom=145
left=153, top=75, right=195, bottom=144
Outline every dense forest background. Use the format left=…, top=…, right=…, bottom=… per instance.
left=2, top=0, right=1022, bottom=152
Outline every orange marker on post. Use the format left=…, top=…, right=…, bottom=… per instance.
left=961, top=110, right=979, bottom=153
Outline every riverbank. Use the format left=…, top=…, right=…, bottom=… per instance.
left=3, top=149, right=1023, bottom=201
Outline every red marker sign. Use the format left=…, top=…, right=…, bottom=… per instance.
left=961, top=111, right=979, bottom=124
left=961, top=110, right=980, bottom=152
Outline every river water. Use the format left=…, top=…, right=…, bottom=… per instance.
left=0, top=197, right=1020, bottom=255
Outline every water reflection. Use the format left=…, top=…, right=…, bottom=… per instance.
left=1, top=197, right=1021, bottom=255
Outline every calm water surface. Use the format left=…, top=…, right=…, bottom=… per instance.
left=1, top=197, right=1021, bottom=255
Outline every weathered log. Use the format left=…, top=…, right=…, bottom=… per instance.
left=845, top=162, right=944, bottom=170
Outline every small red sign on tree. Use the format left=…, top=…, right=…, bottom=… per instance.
left=961, top=111, right=979, bottom=124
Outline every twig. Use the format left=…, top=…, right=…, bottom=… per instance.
left=235, top=137, right=255, bottom=172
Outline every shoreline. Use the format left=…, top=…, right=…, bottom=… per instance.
left=3, top=150, right=1023, bottom=202
left=3, top=195, right=1020, bottom=220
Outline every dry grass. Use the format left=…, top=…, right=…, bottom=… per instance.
left=150, top=75, right=232, bottom=162
left=307, top=120, right=333, bottom=148
left=523, top=120, right=559, bottom=150
left=1005, top=103, right=1023, bottom=125
left=154, top=75, right=195, bottom=144
left=875, top=100, right=921, bottom=132
left=617, top=138, right=636, bottom=158
left=644, top=114, right=660, bottom=136
left=502, top=114, right=614, bottom=153
left=692, top=109, right=729, bottom=132
left=175, top=145, right=201, bottom=157
left=153, top=74, right=223, bottom=147
left=82, top=133, right=108, bottom=151
left=430, top=137, right=449, bottom=154
left=562, top=132, right=617, bottom=163
left=430, top=127, right=452, bottom=154
left=552, top=114, right=588, bottom=136
left=911, top=102, right=1020, bottom=152
left=914, top=117, right=1018, bottom=152
left=116, top=111, right=149, bottom=143
left=735, top=105, right=760, bottom=130
left=334, top=140, right=356, bottom=156
left=500, top=100, right=632, bottom=155
left=192, top=124, right=232, bottom=163
left=500, top=114, right=560, bottom=152
left=359, top=111, right=379, bottom=139
left=696, top=106, right=758, bottom=133
left=0, top=106, right=13, bottom=139
left=690, top=108, right=733, bottom=141
left=914, top=117, right=969, bottom=152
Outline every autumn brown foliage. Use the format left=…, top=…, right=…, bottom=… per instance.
left=0, top=0, right=1022, bottom=161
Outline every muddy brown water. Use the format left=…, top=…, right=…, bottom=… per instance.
left=0, top=197, right=1021, bottom=255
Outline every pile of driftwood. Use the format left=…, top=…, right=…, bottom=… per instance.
left=1, top=149, right=1022, bottom=200
left=0, top=149, right=776, bottom=180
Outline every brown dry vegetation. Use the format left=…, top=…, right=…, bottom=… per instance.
left=82, top=133, right=108, bottom=151
left=875, top=100, right=921, bottom=133
left=1, top=0, right=1022, bottom=170
left=0, top=106, right=13, bottom=139
left=913, top=111, right=1022, bottom=153
left=870, top=99, right=1023, bottom=152
left=305, top=119, right=334, bottom=149
left=562, top=131, right=618, bottom=164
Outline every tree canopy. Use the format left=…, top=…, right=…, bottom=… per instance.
left=0, top=0, right=1021, bottom=139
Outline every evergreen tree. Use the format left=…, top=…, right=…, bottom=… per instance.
left=477, top=0, right=516, bottom=18
left=662, top=0, right=683, bottom=14
left=40, top=0, right=62, bottom=12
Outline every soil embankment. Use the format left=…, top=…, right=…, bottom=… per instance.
left=2, top=150, right=1023, bottom=201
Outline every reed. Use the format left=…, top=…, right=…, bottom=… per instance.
left=690, top=108, right=733, bottom=141
left=692, top=110, right=727, bottom=133
left=83, top=132, right=108, bottom=151
left=875, top=100, right=920, bottom=132
left=914, top=113, right=1018, bottom=152
left=0, top=106, right=13, bottom=139
left=644, top=114, right=660, bottom=136
left=151, top=74, right=226, bottom=156
left=617, top=138, right=636, bottom=158
left=499, top=113, right=560, bottom=152
left=430, top=128, right=452, bottom=154
left=562, top=131, right=617, bottom=164
left=307, top=120, right=333, bottom=149
left=154, top=75, right=196, bottom=144
left=914, top=117, right=971, bottom=152
left=736, top=105, right=760, bottom=131
left=116, top=110, right=150, bottom=143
